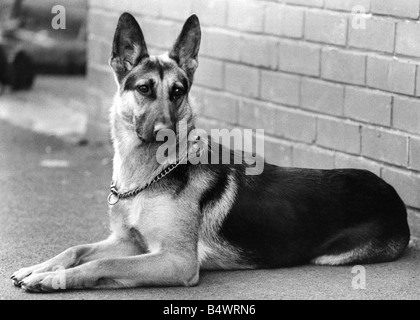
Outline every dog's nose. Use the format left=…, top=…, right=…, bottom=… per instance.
left=153, top=122, right=171, bottom=135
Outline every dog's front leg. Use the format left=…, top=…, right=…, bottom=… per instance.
left=19, top=251, right=199, bottom=292
left=11, top=235, right=143, bottom=287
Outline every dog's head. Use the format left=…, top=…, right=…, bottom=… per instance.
left=110, top=13, right=200, bottom=144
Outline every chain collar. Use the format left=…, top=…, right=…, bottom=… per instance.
left=107, top=138, right=204, bottom=205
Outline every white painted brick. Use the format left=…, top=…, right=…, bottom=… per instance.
left=260, top=71, right=300, bottom=106
left=265, top=3, right=304, bottom=38
left=241, top=35, right=278, bottom=69
left=305, top=10, right=347, bottom=46
left=301, top=79, right=344, bottom=116
left=279, top=41, right=321, bottom=76
left=317, top=118, right=361, bottom=154
left=393, top=96, right=420, bottom=135
left=396, top=21, right=420, bottom=58
left=362, top=127, right=408, bottom=166
left=225, top=63, right=260, bottom=98
left=344, top=87, right=392, bottom=126
left=227, top=0, right=264, bottom=32
left=322, top=48, right=366, bottom=85
left=293, top=145, right=335, bottom=169
left=349, top=18, right=395, bottom=53
left=194, top=58, right=224, bottom=90
left=276, top=108, right=317, bottom=143
left=366, top=56, right=416, bottom=95
left=371, top=0, right=419, bottom=19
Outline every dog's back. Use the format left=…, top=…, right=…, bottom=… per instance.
left=195, top=146, right=410, bottom=268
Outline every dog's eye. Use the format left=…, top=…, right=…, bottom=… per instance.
left=137, top=85, right=149, bottom=94
left=173, top=87, right=184, bottom=98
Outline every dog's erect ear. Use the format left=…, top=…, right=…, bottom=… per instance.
left=110, top=13, right=149, bottom=82
left=169, top=15, right=201, bottom=83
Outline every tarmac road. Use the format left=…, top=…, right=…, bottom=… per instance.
left=0, top=120, right=419, bottom=300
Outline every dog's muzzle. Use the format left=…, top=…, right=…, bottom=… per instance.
left=136, top=121, right=172, bottom=143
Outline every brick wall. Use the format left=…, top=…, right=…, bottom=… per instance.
left=87, top=0, right=420, bottom=238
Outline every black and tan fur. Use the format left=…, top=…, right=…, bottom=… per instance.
left=11, top=13, right=410, bottom=292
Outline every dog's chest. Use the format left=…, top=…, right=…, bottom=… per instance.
left=112, top=194, right=177, bottom=252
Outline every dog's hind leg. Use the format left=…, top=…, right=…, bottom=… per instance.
left=311, top=222, right=410, bottom=266
left=11, top=234, right=143, bottom=287
left=311, top=237, right=408, bottom=266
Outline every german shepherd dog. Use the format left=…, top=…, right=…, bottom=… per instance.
left=12, top=13, right=410, bottom=292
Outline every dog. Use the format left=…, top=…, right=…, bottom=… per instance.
left=11, top=13, right=410, bottom=292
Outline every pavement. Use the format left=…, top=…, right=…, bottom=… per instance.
left=0, top=76, right=88, bottom=142
left=0, top=77, right=419, bottom=300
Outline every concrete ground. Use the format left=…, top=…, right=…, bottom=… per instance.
left=0, top=77, right=419, bottom=300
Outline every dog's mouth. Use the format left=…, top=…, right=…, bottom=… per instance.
left=135, top=127, right=161, bottom=144
left=135, top=129, right=149, bottom=143
left=137, top=134, right=146, bottom=143
left=136, top=121, right=174, bottom=144
left=135, top=122, right=154, bottom=143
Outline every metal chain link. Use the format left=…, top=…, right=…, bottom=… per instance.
left=107, top=143, right=196, bottom=205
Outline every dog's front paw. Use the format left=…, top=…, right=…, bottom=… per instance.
left=11, top=266, right=37, bottom=287
left=11, top=263, right=65, bottom=288
left=19, top=270, right=67, bottom=293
